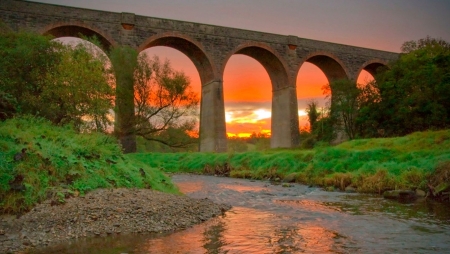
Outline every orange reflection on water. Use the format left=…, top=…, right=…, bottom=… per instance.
left=284, top=224, right=343, bottom=253
left=217, top=184, right=268, bottom=192
left=176, top=181, right=204, bottom=194
left=135, top=206, right=346, bottom=253
left=138, top=219, right=216, bottom=253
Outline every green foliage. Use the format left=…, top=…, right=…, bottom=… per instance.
left=136, top=135, right=198, bottom=153
left=313, top=112, right=335, bottom=143
left=0, top=117, right=178, bottom=214
left=401, top=36, right=450, bottom=54
left=133, top=54, right=199, bottom=148
left=324, top=79, right=361, bottom=140
left=316, top=37, right=450, bottom=140
left=131, top=129, right=450, bottom=194
left=0, top=31, right=62, bottom=116
left=247, top=132, right=271, bottom=151
left=0, top=20, right=11, bottom=34
left=45, top=39, right=114, bottom=131
left=227, top=138, right=249, bottom=153
left=0, top=30, right=114, bottom=131
left=359, top=37, right=450, bottom=137
left=306, top=100, right=319, bottom=133
left=0, top=91, right=17, bottom=121
left=110, top=47, right=199, bottom=152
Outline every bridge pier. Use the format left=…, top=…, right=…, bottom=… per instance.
left=271, top=86, right=300, bottom=148
left=199, top=80, right=227, bottom=152
left=0, top=0, right=399, bottom=153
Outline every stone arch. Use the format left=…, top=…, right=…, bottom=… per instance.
left=297, top=52, right=352, bottom=144
left=223, top=42, right=299, bottom=148
left=41, top=22, right=115, bottom=51
left=356, top=59, right=389, bottom=81
left=298, top=51, right=350, bottom=83
left=139, top=32, right=224, bottom=152
left=138, top=32, right=216, bottom=85
left=222, top=42, right=291, bottom=91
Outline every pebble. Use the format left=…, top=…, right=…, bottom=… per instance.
left=0, top=188, right=231, bottom=253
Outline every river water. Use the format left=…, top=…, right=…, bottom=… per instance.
left=32, top=174, right=450, bottom=253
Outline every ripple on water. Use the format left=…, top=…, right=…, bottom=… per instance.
left=217, top=183, right=268, bottom=192
left=139, top=206, right=355, bottom=253
left=28, top=175, right=450, bottom=253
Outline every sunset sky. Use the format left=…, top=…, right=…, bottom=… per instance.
left=37, top=0, right=450, bottom=137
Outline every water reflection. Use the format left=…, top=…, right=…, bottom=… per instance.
left=30, top=175, right=450, bottom=253
left=322, top=194, right=450, bottom=224
left=275, top=199, right=341, bottom=213
left=176, top=181, right=204, bottom=194
left=218, top=183, right=268, bottom=193
left=202, top=220, right=228, bottom=254
left=137, top=207, right=351, bottom=253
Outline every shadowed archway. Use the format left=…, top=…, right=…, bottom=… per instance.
left=139, top=33, right=216, bottom=85
left=302, top=52, right=349, bottom=82
left=357, top=60, right=390, bottom=81
left=223, top=42, right=299, bottom=148
left=43, top=24, right=114, bottom=51
left=140, top=32, right=225, bottom=152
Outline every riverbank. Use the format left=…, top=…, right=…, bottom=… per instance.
left=130, top=130, right=450, bottom=197
left=0, top=188, right=231, bottom=253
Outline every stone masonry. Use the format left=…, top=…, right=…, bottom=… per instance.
left=0, top=0, right=399, bottom=152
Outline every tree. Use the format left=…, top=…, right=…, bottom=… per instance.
left=109, top=46, right=200, bottom=152
left=323, top=79, right=361, bottom=140
left=133, top=54, right=199, bottom=148
left=312, top=107, right=335, bottom=142
left=354, top=80, right=383, bottom=137
left=0, top=30, right=114, bottom=131
left=306, top=100, right=319, bottom=133
left=0, top=31, right=62, bottom=117
left=44, top=39, right=114, bottom=131
left=360, top=37, right=450, bottom=137
left=401, top=36, right=450, bottom=54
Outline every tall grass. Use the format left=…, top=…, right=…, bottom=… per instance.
left=0, top=117, right=178, bottom=214
left=130, top=130, right=450, bottom=194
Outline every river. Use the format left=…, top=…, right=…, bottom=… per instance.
left=31, top=174, right=450, bottom=253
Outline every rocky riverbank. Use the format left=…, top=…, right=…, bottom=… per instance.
left=0, top=188, right=231, bottom=253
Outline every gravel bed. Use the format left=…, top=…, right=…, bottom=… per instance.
left=0, top=188, right=231, bottom=253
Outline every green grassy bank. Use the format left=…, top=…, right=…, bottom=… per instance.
left=0, top=117, right=178, bottom=214
left=130, top=130, right=450, bottom=194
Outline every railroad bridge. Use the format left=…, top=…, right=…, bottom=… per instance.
left=0, top=0, right=399, bottom=152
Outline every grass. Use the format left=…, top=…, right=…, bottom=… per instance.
left=129, top=130, right=450, bottom=194
left=0, top=116, right=179, bottom=214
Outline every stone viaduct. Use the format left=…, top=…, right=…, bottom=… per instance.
left=0, top=0, right=399, bottom=152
